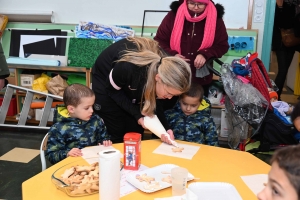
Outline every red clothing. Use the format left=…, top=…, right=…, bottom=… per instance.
left=154, top=3, right=229, bottom=85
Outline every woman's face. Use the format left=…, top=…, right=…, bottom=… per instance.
left=257, top=161, right=298, bottom=200
left=155, top=74, right=182, bottom=99
left=187, top=0, right=207, bottom=14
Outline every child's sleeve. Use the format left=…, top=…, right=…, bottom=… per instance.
left=45, top=127, right=69, bottom=164
left=97, top=118, right=111, bottom=143
left=204, top=116, right=219, bottom=146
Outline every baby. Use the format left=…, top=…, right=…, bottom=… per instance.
left=269, top=90, right=293, bottom=117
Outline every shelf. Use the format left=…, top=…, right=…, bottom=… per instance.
left=8, top=64, right=89, bottom=72
left=211, top=105, right=225, bottom=109
left=212, top=74, right=221, bottom=81
left=5, top=115, right=53, bottom=126
left=3, top=56, right=92, bottom=129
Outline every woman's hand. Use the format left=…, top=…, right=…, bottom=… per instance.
left=161, top=129, right=175, bottom=144
left=276, top=0, right=283, bottom=7
left=138, top=117, right=147, bottom=129
left=67, top=148, right=82, bottom=157
left=175, top=54, right=190, bottom=62
left=194, top=54, right=206, bottom=69
left=101, top=140, right=112, bottom=146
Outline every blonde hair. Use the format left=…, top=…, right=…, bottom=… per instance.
left=118, top=37, right=191, bottom=116
left=126, top=37, right=165, bottom=57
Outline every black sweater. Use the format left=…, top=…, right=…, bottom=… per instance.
left=92, top=39, right=171, bottom=130
left=272, top=2, right=300, bottom=51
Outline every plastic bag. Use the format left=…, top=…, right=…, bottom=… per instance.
left=32, top=73, right=51, bottom=93
left=221, top=63, right=268, bottom=127
left=46, top=75, right=69, bottom=97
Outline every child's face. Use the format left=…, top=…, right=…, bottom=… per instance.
left=68, top=96, right=95, bottom=121
left=270, top=97, right=278, bottom=103
left=180, top=95, right=201, bottom=116
left=257, top=161, right=298, bottom=200
left=294, top=117, right=300, bottom=132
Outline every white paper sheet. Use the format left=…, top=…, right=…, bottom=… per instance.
left=120, top=164, right=148, bottom=197
left=153, top=142, right=200, bottom=160
left=241, top=174, right=268, bottom=195
left=81, top=145, right=123, bottom=164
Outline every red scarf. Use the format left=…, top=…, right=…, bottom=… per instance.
left=170, top=0, right=217, bottom=54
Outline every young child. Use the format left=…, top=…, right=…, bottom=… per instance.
left=257, top=145, right=300, bottom=200
left=164, top=82, right=218, bottom=146
left=46, top=84, right=112, bottom=164
left=269, top=90, right=293, bottom=116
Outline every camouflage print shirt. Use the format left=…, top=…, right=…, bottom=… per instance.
left=164, top=98, right=218, bottom=146
left=45, top=107, right=109, bottom=164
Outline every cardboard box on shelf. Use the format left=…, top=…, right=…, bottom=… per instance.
left=35, top=108, right=54, bottom=122
left=6, top=75, right=16, bottom=85
left=20, top=74, right=41, bottom=89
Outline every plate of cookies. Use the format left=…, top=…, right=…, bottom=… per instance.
left=126, top=164, right=194, bottom=193
left=51, top=157, right=123, bottom=197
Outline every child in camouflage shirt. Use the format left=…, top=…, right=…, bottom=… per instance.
left=164, top=82, right=218, bottom=146
left=46, top=84, right=112, bottom=164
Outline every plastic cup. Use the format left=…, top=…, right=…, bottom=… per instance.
left=171, top=167, right=188, bottom=196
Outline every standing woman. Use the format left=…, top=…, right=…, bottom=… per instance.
left=154, top=0, right=229, bottom=95
left=92, top=37, right=191, bottom=143
left=272, top=0, right=300, bottom=100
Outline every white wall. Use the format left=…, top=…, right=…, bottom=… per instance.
left=2, top=0, right=249, bottom=27
left=1, top=0, right=267, bottom=55
left=287, top=52, right=299, bottom=91
left=251, top=0, right=267, bottom=58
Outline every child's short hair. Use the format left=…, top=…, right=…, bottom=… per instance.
left=291, top=101, right=300, bottom=123
left=270, top=145, right=300, bottom=197
left=180, top=82, right=204, bottom=102
left=63, top=84, right=94, bottom=107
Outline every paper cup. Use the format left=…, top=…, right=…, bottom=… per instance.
left=171, top=167, right=188, bottom=196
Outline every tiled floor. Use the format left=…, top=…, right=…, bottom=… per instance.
left=0, top=52, right=298, bottom=200
left=0, top=128, right=51, bottom=200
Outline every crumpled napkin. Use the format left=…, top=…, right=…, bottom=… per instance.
left=154, top=189, right=198, bottom=200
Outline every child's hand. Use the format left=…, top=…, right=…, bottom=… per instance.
left=101, top=140, right=112, bottom=147
left=67, top=148, right=82, bottom=157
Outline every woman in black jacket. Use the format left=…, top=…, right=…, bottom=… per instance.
left=92, top=37, right=191, bottom=143
left=272, top=0, right=300, bottom=99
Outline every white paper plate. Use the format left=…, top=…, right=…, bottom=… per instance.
left=126, top=164, right=194, bottom=193
left=188, top=182, right=242, bottom=200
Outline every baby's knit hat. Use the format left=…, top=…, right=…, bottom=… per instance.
left=269, top=91, right=278, bottom=100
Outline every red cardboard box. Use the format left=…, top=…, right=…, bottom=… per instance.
left=0, top=97, right=17, bottom=116
left=123, top=132, right=141, bottom=170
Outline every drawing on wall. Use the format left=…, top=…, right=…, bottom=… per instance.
left=75, top=21, right=135, bottom=41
